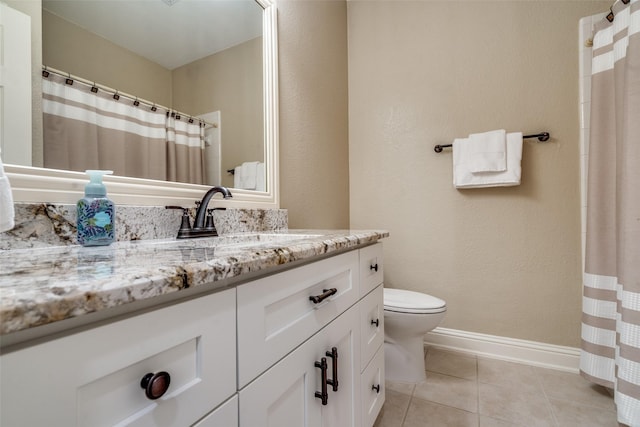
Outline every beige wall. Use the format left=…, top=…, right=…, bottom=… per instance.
left=172, top=38, right=263, bottom=189
left=277, top=0, right=351, bottom=229
left=42, top=10, right=172, bottom=107
left=348, top=1, right=608, bottom=347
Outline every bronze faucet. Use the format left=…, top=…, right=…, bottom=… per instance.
left=166, top=186, right=232, bottom=239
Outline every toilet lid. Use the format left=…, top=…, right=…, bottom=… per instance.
left=384, top=288, right=446, bottom=314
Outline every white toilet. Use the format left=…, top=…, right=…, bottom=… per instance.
left=383, top=288, right=446, bottom=383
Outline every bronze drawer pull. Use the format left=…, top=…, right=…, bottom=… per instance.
left=325, top=347, right=339, bottom=392
left=309, top=288, right=337, bottom=304
left=315, top=357, right=329, bottom=405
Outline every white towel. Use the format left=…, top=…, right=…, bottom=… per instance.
left=453, top=132, right=523, bottom=189
left=255, top=162, right=266, bottom=192
left=234, top=164, right=244, bottom=188
left=239, top=161, right=259, bottom=190
left=0, top=149, right=15, bottom=232
left=468, top=129, right=507, bottom=172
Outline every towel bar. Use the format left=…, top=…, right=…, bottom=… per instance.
left=434, top=132, right=550, bottom=153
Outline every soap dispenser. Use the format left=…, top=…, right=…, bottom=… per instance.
left=77, top=170, right=115, bottom=246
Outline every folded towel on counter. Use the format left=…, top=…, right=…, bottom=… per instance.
left=453, top=132, right=523, bottom=189
left=468, top=129, right=507, bottom=172
left=0, top=149, right=15, bottom=232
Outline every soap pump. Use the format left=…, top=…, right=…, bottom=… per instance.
left=77, top=170, right=115, bottom=246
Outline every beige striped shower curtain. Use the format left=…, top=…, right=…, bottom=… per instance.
left=580, top=0, right=640, bottom=425
left=42, top=73, right=205, bottom=185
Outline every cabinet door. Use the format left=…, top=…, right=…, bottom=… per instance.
left=192, top=395, right=238, bottom=427
left=361, top=347, right=385, bottom=427
left=238, top=332, right=322, bottom=427
left=319, top=305, right=361, bottom=427
left=239, top=306, right=361, bottom=427
left=0, top=289, right=236, bottom=427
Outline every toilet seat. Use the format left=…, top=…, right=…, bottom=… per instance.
left=384, top=288, right=446, bottom=314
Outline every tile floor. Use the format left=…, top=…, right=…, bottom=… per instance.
left=374, top=346, right=618, bottom=427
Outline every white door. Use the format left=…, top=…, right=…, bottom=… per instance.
left=0, top=3, right=32, bottom=165
left=239, top=305, right=361, bottom=427
left=238, top=331, right=323, bottom=427
left=198, top=111, right=221, bottom=186
left=319, top=306, right=361, bottom=427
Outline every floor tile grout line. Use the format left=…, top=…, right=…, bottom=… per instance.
left=533, top=366, right=561, bottom=427
left=400, top=388, right=414, bottom=427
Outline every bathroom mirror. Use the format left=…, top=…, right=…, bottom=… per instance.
left=3, top=0, right=279, bottom=209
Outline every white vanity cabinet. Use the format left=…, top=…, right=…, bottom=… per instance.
left=237, top=243, right=385, bottom=427
left=0, top=289, right=237, bottom=427
left=0, top=242, right=385, bottom=427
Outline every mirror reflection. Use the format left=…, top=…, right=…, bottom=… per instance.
left=28, top=0, right=265, bottom=190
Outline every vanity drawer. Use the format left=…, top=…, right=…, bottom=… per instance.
left=237, top=250, right=360, bottom=387
left=361, top=346, right=385, bottom=427
left=360, top=284, right=384, bottom=370
left=360, top=243, right=384, bottom=296
left=0, top=289, right=236, bottom=427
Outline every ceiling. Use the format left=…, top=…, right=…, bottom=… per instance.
left=42, top=0, right=263, bottom=70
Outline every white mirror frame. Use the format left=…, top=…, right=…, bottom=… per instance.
left=5, top=0, right=278, bottom=210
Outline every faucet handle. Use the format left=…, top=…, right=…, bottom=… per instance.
left=165, top=206, right=192, bottom=238
left=205, top=208, right=227, bottom=229
left=205, top=209, right=214, bottom=228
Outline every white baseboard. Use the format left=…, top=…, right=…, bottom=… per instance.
left=424, top=327, right=580, bottom=373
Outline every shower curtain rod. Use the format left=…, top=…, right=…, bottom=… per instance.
left=41, top=65, right=218, bottom=129
left=433, top=132, right=550, bottom=153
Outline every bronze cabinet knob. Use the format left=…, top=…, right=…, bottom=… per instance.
left=140, top=371, right=171, bottom=400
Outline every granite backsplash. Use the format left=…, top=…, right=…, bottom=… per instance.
left=0, top=204, right=288, bottom=250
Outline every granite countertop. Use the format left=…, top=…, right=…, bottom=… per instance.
left=0, top=229, right=388, bottom=338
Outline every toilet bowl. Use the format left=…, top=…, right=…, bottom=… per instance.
left=383, top=288, right=446, bottom=383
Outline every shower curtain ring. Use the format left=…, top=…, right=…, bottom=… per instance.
left=133, top=97, right=140, bottom=107
left=113, top=91, right=120, bottom=101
